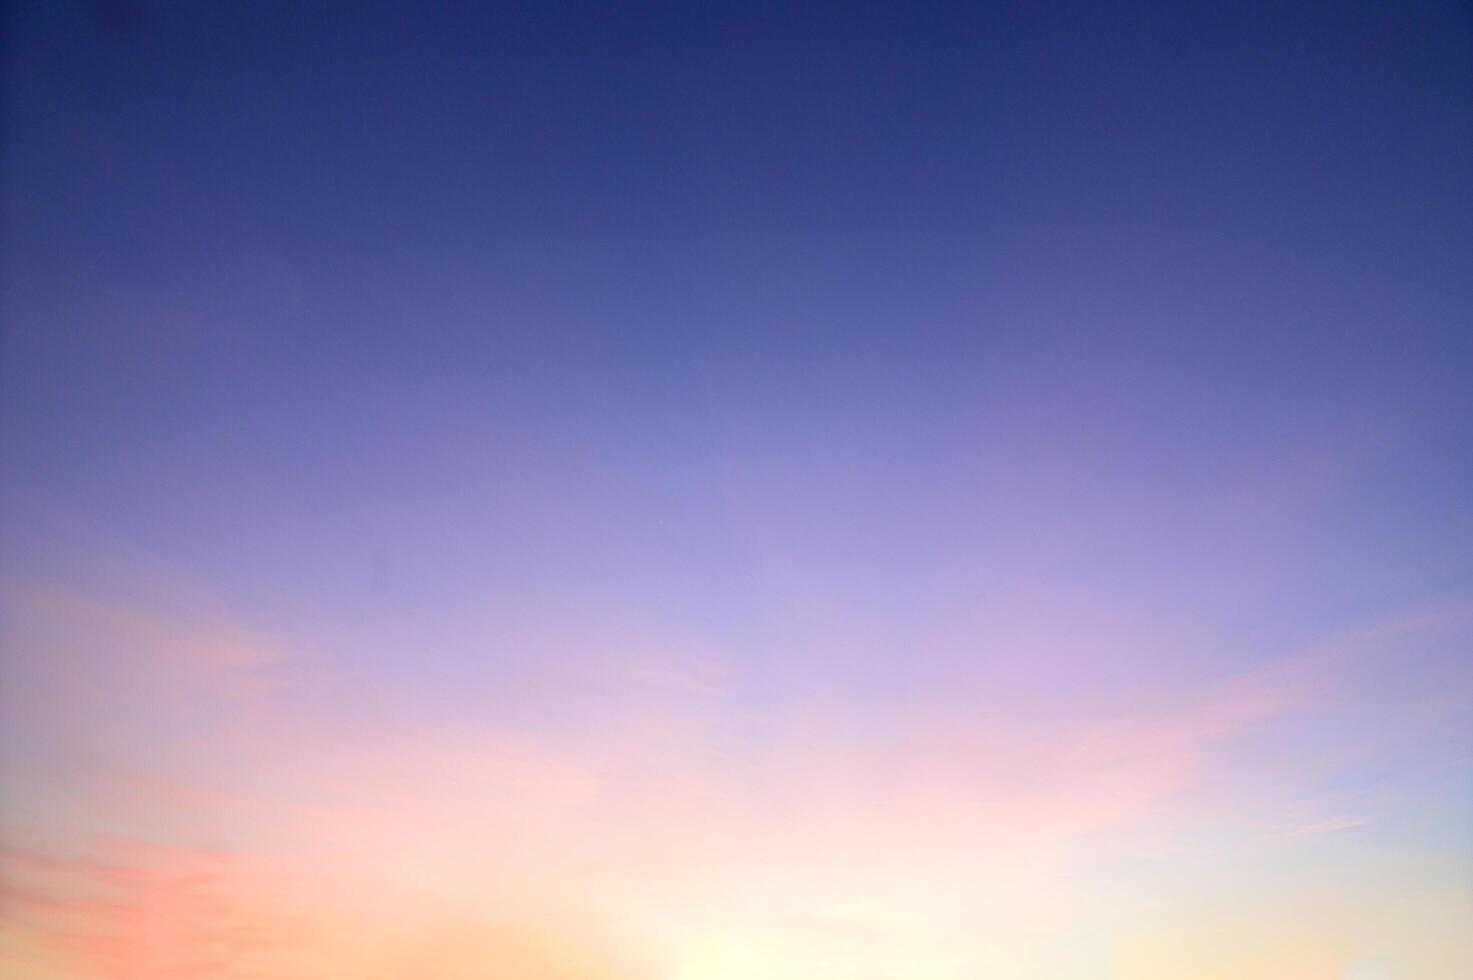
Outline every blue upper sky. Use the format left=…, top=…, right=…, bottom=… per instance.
left=3, top=0, right=1471, bottom=682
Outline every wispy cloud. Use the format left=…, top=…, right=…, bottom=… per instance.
left=1267, top=815, right=1374, bottom=841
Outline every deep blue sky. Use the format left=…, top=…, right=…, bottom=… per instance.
left=4, top=0, right=1472, bottom=659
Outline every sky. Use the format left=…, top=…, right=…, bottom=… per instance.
left=2, top=1, right=1472, bottom=977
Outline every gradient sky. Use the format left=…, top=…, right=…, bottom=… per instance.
left=3, top=2, right=1472, bottom=978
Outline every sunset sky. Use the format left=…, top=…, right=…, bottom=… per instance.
left=2, top=2, right=1472, bottom=978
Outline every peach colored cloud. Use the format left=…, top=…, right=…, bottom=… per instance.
left=1, top=831, right=657, bottom=980
left=2, top=837, right=309, bottom=980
